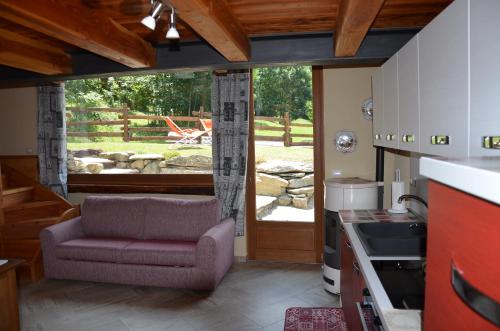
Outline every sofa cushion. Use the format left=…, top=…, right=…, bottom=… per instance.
left=143, top=198, right=221, bottom=241
left=120, top=240, right=197, bottom=267
left=81, top=196, right=146, bottom=239
left=55, top=238, right=134, bottom=263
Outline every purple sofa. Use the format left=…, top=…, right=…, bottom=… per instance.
left=40, top=196, right=235, bottom=290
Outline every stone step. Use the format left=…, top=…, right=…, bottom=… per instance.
left=256, top=195, right=278, bottom=219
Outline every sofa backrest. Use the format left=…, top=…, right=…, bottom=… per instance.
left=81, top=196, right=147, bottom=239
left=81, top=196, right=222, bottom=241
left=143, top=198, right=222, bottom=241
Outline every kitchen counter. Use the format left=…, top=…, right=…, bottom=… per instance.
left=339, top=209, right=423, bottom=224
left=339, top=211, right=424, bottom=331
left=420, top=156, right=500, bottom=205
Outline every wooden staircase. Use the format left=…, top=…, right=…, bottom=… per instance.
left=0, top=163, right=78, bottom=283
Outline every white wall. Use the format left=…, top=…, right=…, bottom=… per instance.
left=0, top=87, right=38, bottom=155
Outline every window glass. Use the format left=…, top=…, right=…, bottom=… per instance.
left=65, top=72, right=213, bottom=175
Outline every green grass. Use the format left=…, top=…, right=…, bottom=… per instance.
left=67, top=141, right=313, bottom=163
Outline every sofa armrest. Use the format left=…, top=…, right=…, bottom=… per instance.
left=196, top=218, right=235, bottom=285
left=40, top=216, right=84, bottom=245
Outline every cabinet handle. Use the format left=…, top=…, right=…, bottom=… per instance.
left=482, top=136, right=500, bottom=149
left=345, top=240, right=352, bottom=249
left=374, top=134, right=382, bottom=140
left=402, top=134, right=415, bottom=143
left=431, top=135, right=450, bottom=145
left=386, top=134, right=395, bottom=141
left=352, top=261, right=360, bottom=275
left=451, top=262, right=500, bottom=327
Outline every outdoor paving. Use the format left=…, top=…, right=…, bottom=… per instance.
left=261, top=205, right=314, bottom=223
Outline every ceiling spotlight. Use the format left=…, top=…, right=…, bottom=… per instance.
left=141, top=1, right=164, bottom=31
left=166, top=7, right=180, bottom=39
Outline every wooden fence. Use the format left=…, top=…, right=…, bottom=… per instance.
left=255, top=112, right=313, bottom=147
left=66, top=107, right=210, bottom=142
left=67, top=107, right=313, bottom=146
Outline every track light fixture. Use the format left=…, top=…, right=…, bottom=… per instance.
left=141, top=1, right=180, bottom=40
left=141, top=0, right=164, bottom=31
left=166, top=7, right=180, bottom=40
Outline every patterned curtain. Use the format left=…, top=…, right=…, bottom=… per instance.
left=37, top=84, right=68, bottom=197
left=212, top=71, right=250, bottom=236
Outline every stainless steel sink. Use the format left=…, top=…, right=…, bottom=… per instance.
left=353, top=223, right=427, bottom=256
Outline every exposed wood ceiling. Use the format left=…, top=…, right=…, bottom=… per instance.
left=0, top=0, right=451, bottom=76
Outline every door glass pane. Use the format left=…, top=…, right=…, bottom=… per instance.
left=253, top=66, right=314, bottom=222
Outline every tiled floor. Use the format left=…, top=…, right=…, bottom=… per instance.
left=20, top=261, right=340, bottom=331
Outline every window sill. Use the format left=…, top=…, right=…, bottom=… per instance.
left=67, top=174, right=214, bottom=195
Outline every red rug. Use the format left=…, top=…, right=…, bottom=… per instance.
left=284, top=307, right=347, bottom=331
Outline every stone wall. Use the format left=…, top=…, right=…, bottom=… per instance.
left=68, top=150, right=212, bottom=175
left=256, top=160, right=314, bottom=211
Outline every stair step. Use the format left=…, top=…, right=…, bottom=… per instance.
left=1, top=186, right=34, bottom=207
left=2, top=239, right=40, bottom=262
left=1, top=173, right=7, bottom=189
left=2, top=217, right=60, bottom=240
left=3, top=200, right=61, bottom=222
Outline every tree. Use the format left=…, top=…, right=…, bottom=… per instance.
left=253, top=66, right=312, bottom=120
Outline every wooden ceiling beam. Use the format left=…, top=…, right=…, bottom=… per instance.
left=0, top=28, right=71, bottom=75
left=0, top=0, right=156, bottom=68
left=168, top=0, right=251, bottom=62
left=335, top=0, right=385, bottom=57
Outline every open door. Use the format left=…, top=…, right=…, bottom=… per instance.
left=246, top=67, right=324, bottom=263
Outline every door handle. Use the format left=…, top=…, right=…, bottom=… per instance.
left=482, top=136, right=500, bottom=149
left=451, top=261, right=500, bottom=327
left=352, top=261, right=360, bottom=275
left=431, top=135, right=450, bottom=145
left=402, top=134, right=415, bottom=143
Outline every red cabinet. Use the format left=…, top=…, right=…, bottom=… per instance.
left=424, top=181, right=500, bottom=330
left=340, top=228, right=364, bottom=331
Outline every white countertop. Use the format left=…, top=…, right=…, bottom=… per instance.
left=343, top=224, right=423, bottom=331
left=420, top=157, right=500, bottom=205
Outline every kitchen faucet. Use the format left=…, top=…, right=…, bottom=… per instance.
left=397, top=194, right=428, bottom=208
left=398, top=195, right=428, bottom=230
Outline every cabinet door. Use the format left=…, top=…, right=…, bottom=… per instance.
left=340, top=230, right=363, bottom=331
left=371, top=68, right=384, bottom=146
left=424, top=181, right=500, bottom=331
left=382, top=55, right=399, bottom=149
left=470, top=0, right=500, bottom=156
left=398, top=35, right=420, bottom=153
left=419, top=0, right=469, bottom=157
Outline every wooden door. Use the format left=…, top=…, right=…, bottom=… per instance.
left=424, top=181, right=500, bottom=330
left=419, top=0, right=468, bottom=157
left=371, top=68, right=384, bottom=147
left=246, top=67, right=324, bottom=263
left=398, top=35, right=420, bottom=153
left=381, top=55, right=399, bottom=149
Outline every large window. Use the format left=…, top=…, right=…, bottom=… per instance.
left=65, top=72, right=213, bottom=176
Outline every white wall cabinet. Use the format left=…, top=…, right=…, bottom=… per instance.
left=372, top=68, right=384, bottom=147
left=398, top=35, right=420, bottom=153
left=470, top=0, right=500, bottom=156
left=372, top=0, right=500, bottom=157
left=419, top=0, right=469, bottom=157
left=381, top=56, right=399, bottom=149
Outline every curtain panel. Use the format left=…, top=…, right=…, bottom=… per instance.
left=211, top=71, right=250, bottom=236
left=37, top=84, right=68, bottom=197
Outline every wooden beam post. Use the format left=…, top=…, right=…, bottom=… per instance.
left=0, top=0, right=156, bottom=68
left=0, top=28, right=71, bottom=75
left=168, top=0, right=251, bottom=62
left=335, top=0, right=385, bottom=57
